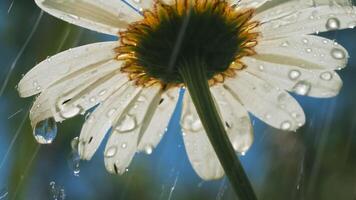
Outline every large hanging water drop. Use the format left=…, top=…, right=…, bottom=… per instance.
left=33, top=118, right=57, bottom=144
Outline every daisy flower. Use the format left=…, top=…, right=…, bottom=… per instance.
left=18, top=0, right=355, bottom=199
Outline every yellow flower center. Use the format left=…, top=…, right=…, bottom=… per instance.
left=116, top=0, right=259, bottom=88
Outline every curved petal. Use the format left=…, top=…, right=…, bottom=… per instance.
left=78, top=82, right=142, bottom=161
left=29, top=60, right=122, bottom=128
left=35, top=0, right=142, bottom=35
left=104, top=86, right=162, bottom=174
left=255, top=1, right=356, bottom=39
left=224, top=71, right=305, bottom=131
left=18, top=41, right=119, bottom=97
left=254, top=35, right=349, bottom=70
left=137, top=88, right=179, bottom=152
left=244, top=56, right=343, bottom=98
left=181, top=92, right=224, bottom=180
left=210, top=85, right=254, bottom=154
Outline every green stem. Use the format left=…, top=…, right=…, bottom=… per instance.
left=179, top=62, right=257, bottom=200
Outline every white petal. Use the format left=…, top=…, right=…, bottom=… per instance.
left=256, top=2, right=356, bottom=39
left=231, top=0, right=269, bottom=8
left=210, top=85, right=254, bottom=154
left=224, top=71, right=305, bottom=131
left=244, top=56, right=343, bottom=98
left=35, top=0, right=142, bottom=35
left=78, top=82, right=141, bottom=161
left=254, top=35, right=349, bottom=70
left=181, top=92, right=224, bottom=180
left=137, top=88, right=179, bottom=152
left=104, top=86, right=162, bottom=174
left=18, top=41, right=119, bottom=97
left=29, top=60, right=122, bottom=128
left=300, top=0, right=353, bottom=6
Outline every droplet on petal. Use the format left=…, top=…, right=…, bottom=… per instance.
left=181, top=114, right=203, bottom=132
left=34, top=118, right=57, bottom=144
left=105, top=146, right=117, bottom=158
left=144, top=145, right=153, bottom=155
left=115, top=115, right=137, bottom=133
left=292, top=81, right=311, bottom=96
left=320, top=72, right=333, bottom=81
left=331, top=48, right=346, bottom=60
left=325, top=17, right=340, bottom=30
left=280, top=121, right=292, bottom=131
left=288, top=70, right=301, bottom=80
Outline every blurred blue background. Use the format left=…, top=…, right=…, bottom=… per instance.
left=1, top=1, right=356, bottom=200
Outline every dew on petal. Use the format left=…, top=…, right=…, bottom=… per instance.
left=280, top=121, right=292, bottom=131
left=105, top=146, right=117, bottom=158
left=115, top=115, right=137, bottom=133
left=325, top=17, right=340, bottom=30
left=34, top=118, right=57, bottom=144
left=181, top=114, right=203, bottom=132
left=144, top=145, right=153, bottom=155
left=60, top=106, right=82, bottom=119
left=288, top=70, right=301, bottom=80
left=331, top=48, right=346, bottom=60
left=320, top=72, right=333, bottom=81
left=292, top=81, right=311, bottom=96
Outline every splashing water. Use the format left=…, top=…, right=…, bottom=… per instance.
left=49, top=181, right=66, bottom=200
left=67, top=137, right=80, bottom=177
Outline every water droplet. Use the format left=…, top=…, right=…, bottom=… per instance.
left=331, top=48, right=345, bottom=60
left=302, top=38, right=309, bottom=44
left=68, top=137, right=80, bottom=176
left=34, top=118, right=57, bottom=144
left=0, top=187, right=8, bottom=200
left=105, top=146, right=117, bottom=158
left=280, top=41, right=290, bottom=47
left=258, top=65, right=264, bottom=71
left=115, top=115, right=137, bottom=132
left=181, top=114, right=203, bottom=132
left=348, top=21, right=356, bottom=28
left=320, top=72, right=333, bottom=81
left=49, top=181, right=66, bottom=200
left=71, top=137, right=79, bottom=151
left=106, top=108, right=117, bottom=117
left=67, top=151, right=80, bottom=177
left=280, top=121, right=292, bottom=130
left=305, top=48, right=312, bottom=53
left=326, top=17, right=340, bottom=30
left=89, top=97, right=96, bottom=103
left=121, top=142, right=127, bottom=149
left=60, top=106, right=82, bottom=119
left=144, top=145, right=153, bottom=155
left=292, top=81, right=311, bottom=96
left=288, top=70, right=301, bottom=80
left=265, top=113, right=272, bottom=120
left=98, top=89, right=107, bottom=96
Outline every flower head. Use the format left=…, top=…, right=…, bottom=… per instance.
left=19, top=0, right=355, bottom=186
